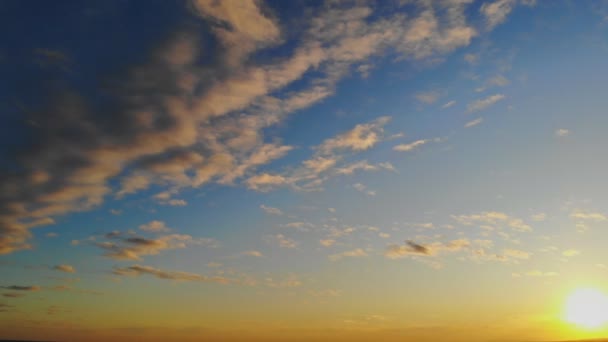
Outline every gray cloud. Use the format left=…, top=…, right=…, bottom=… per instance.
left=0, top=285, right=41, bottom=291
left=112, top=264, right=230, bottom=284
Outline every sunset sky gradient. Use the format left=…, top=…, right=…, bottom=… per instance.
left=2, top=1, right=608, bottom=341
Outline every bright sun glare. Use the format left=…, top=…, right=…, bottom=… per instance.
left=565, top=288, right=608, bottom=329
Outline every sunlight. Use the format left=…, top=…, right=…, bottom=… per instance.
left=564, top=288, right=608, bottom=329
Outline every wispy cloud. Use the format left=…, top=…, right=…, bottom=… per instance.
left=466, top=94, right=505, bottom=113
left=53, top=264, right=76, bottom=273
left=113, top=265, right=230, bottom=284
left=260, top=205, right=283, bottom=216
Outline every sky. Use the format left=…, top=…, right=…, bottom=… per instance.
left=2, top=0, right=608, bottom=341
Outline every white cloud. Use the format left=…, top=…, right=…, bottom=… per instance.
left=442, top=100, right=456, bottom=109
left=260, top=205, right=283, bottom=216
left=464, top=117, right=483, bottom=128
left=555, top=128, right=570, bottom=137
left=393, top=139, right=428, bottom=152
left=466, top=94, right=505, bottom=113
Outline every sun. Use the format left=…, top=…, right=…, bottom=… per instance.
left=564, top=288, right=608, bottom=329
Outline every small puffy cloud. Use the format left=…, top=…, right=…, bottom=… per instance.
left=531, top=213, right=546, bottom=222
left=242, top=250, right=263, bottom=257
left=0, top=285, right=41, bottom=292
left=452, top=211, right=531, bottom=232
left=318, top=116, right=391, bottom=154
left=303, top=156, right=337, bottom=174
left=139, top=220, right=171, bottom=232
left=320, top=239, right=336, bottom=247
left=555, top=128, right=570, bottom=137
left=353, top=183, right=376, bottom=196
left=570, top=209, right=606, bottom=221
left=467, top=94, right=505, bottom=113
left=265, top=274, right=302, bottom=288
left=113, top=265, right=229, bottom=284
left=488, top=75, right=510, bottom=87
left=246, top=173, right=288, bottom=191
left=502, top=248, right=530, bottom=260
left=53, top=265, right=76, bottom=273
left=480, top=0, right=516, bottom=30
left=393, top=139, right=428, bottom=152
left=464, top=53, right=478, bottom=64
left=379, top=232, right=390, bottom=238
left=328, top=208, right=336, bottom=213
left=260, top=205, right=283, bottom=216
left=271, top=234, right=297, bottom=248
left=464, top=117, right=483, bottom=128
left=442, top=100, right=456, bottom=109
left=562, top=249, right=580, bottom=257
left=525, top=270, right=559, bottom=277
left=167, top=199, right=187, bottom=206
left=415, top=91, right=440, bottom=104
left=329, top=248, right=368, bottom=261
left=45, top=232, right=58, bottom=238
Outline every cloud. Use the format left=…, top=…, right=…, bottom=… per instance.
left=480, top=0, right=516, bottom=30
left=393, top=139, right=429, bottom=152
left=94, top=233, right=215, bottom=260
left=139, top=220, right=171, bottom=232
left=442, top=100, right=457, bottom=109
left=260, top=205, right=283, bottom=216
left=329, top=248, right=368, bottom=261
left=502, top=248, right=530, bottom=260
left=570, top=209, right=606, bottom=221
left=562, top=249, right=580, bottom=257
left=353, top=183, right=376, bottom=196
left=320, top=239, right=336, bottom=247
left=2, top=293, right=25, bottom=298
left=0, top=285, right=41, bottom=291
left=464, top=53, right=478, bottom=64
left=466, top=94, right=505, bottom=113
left=270, top=234, right=297, bottom=248
left=555, top=128, right=570, bottom=137
left=415, top=91, right=440, bottom=104
left=242, top=250, right=263, bottom=257
left=317, top=117, right=391, bottom=154
left=113, top=264, right=230, bottom=283
left=385, top=240, right=434, bottom=259
left=264, top=274, right=302, bottom=288
left=53, top=264, right=76, bottom=273
left=0, top=0, right=484, bottom=254
left=524, top=270, right=559, bottom=277
left=452, top=211, right=532, bottom=232
left=246, top=173, right=289, bottom=191
left=464, top=117, right=483, bottom=128
left=531, top=213, right=546, bottom=222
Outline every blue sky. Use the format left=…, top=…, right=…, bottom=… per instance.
left=3, top=1, right=608, bottom=341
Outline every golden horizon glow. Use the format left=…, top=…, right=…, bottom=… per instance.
left=564, top=288, right=608, bottom=330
